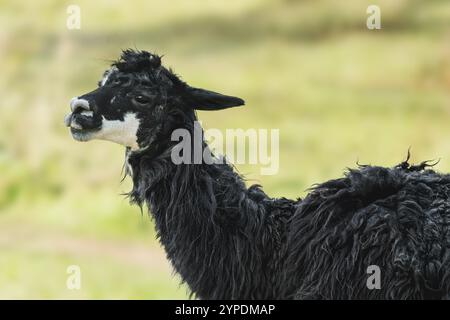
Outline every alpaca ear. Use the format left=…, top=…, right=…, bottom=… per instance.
left=184, top=87, right=245, bottom=110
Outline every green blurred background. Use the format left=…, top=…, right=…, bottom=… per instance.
left=1, top=0, right=449, bottom=299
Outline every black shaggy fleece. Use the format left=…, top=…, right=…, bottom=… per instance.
left=109, top=50, right=449, bottom=299
left=283, top=164, right=450, bottom=299
left=128, top=141, right=297, bottom=299
left=127, top=131, right=450, bottom=299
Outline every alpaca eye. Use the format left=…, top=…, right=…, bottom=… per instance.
left=134, top=95, right=150, bottom=104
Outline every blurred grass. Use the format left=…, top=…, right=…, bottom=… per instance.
left=0, top=0, right=450, bottom=298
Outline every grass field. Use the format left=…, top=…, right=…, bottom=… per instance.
left=1, top=0, right=450, bottom=298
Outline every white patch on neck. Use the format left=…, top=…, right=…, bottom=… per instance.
left=125, top=149, right=133, bottom=177
left=93, top=113, right=141, bottom=150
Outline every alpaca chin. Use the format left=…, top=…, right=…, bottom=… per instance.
left=70, top=128, right=95, bottom=142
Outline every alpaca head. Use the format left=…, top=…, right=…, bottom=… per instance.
left=65, top=49, right=244, bottom=151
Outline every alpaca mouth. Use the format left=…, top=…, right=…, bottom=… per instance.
left=65, top=112, right=101, bottom=141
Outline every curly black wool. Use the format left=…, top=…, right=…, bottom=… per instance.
left=74, top=50, right=450, bottom=299
left=120, top=51, right=450, bottom=300
left=284, top=164, right=450, bottom=299
left=127, top=143, right=450, bottom=299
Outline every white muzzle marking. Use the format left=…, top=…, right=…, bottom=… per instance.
left=70, top=97, right=91, bottom=112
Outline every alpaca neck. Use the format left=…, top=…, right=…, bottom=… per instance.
left=126, top=136, right=294, bottom=299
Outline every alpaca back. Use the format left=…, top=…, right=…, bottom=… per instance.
left=283, top=165, right=450, bottom=299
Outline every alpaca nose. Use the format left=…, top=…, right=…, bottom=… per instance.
left=70, top=97, right=91, bottom=113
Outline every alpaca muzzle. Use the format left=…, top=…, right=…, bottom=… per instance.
left=65, top=97, right=103, bottom=145
left=65, top=97, right=98, bottom=130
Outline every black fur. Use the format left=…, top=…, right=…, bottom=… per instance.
left=284, top=164, right=450, bottom=299
left=74, top=50, right=450, bottom=299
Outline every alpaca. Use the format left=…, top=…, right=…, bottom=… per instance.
left=65, top=49, right=450, bottom=299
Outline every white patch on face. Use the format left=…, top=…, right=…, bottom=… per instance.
left=80, top=110, right=93, bottom=117
left=91, top=113, right=141, bottom=150
left=100, top=74, right=110, bottom=87
left=100, top=67, right=117, bottom=87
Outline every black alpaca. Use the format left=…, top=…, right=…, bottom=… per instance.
left=65, top=50, right=450, bottom=299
